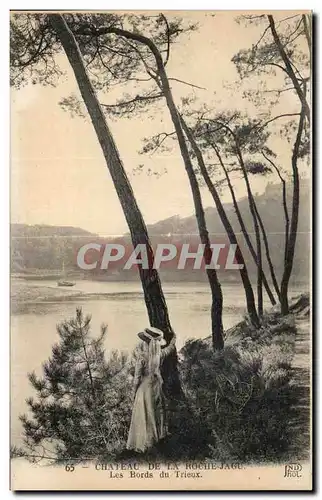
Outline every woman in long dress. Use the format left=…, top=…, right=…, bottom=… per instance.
left=126, top=327, right=176, bottom=453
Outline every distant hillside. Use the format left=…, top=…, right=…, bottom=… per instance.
left=11, top=180, right=310, bottom=284
left=146, top=180, right=310, bottom=237
left=11, top=224, right=99, bottom=275
left=145, top=179, right=310, bottom=283
left=11, top=224, right=96, bottom=239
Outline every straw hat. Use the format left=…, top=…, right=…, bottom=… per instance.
left=137, top=327, right=166, bottom=346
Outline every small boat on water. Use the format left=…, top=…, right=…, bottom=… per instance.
left=57, top=261, right=75, bottom=287
left=57, top=280, right=76, bottom=287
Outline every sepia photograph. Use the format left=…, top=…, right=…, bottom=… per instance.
left=10, top=9, right=312, bottom=491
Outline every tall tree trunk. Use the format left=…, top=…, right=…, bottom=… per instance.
left=234, top=148, right=263, bottom=316
left=98, top=25, right=224, bottom=350
left=210, top=141, right=277, bottom=306
left=201, top=121, right=265, bottom=316
left=268, top=14, right=310, bottom=124
left=180, top=116, right=260, bottom=328
left=158, top=91, right=224, bottom=351
left=153, top=62, right=224, bottom=351
left=252, top=200, right=281, bottom=301
left=302, top=14, right=312, bottom=53
left=280, top=108, right=306, bottom=315
left=49, top=14, right=181, bottom=396
left=262, top=152, right=290, bottom=268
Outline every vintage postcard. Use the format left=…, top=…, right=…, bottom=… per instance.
left=10, top=10, right=312, bottom=491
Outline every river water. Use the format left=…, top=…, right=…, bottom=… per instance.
left=11, top=279, right=305, bottom=447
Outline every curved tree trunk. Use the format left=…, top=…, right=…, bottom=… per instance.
left=252, top=200, right=281, bottom=302
left=180, top=116, right=260, bottom=328
left=98, top=24, right=224, bottom=350
left=156, top=72, right=224, bottom=350
left=268, top=15, right=310, bottom=124
left=212, top=123, right=265, bottom=318
left=302, top=14, right=312, bottom=55
left=234, top=148, right=263, bottom=317
left=49, top=14, right=181, bottom=396
left=280, top=108, right=306, bottom=315
left=262, top=152, right=290, bottom=267
left=210, top=142, right=276, bottom=307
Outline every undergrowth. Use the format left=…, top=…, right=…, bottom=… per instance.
left=12, top=302, right=308, bottom=465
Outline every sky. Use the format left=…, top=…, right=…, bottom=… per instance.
left=10, top=11, right=307, bottom=236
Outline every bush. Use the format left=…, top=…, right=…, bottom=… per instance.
left=14, top=308, right=301, bottom=464
left=17, top=308, right=133, bottom=462
left=176, top=313, right=297, bottom=462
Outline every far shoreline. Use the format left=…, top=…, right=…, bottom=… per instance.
left=10, top=276, right=309, bottom=316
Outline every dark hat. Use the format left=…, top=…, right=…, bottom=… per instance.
left=137, top=327, right=166, bottom=345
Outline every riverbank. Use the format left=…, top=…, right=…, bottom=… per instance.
left=11, top=277, right=309, bottom=313
left=11, top=292, right=311, bottom=465
left=11, top=278, right=143, bottom=314
left=11, top=279, right=85, bottom=313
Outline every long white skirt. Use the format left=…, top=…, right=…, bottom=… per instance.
left=126, top=375, right=166, bottom=452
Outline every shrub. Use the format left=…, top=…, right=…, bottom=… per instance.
left=176, top=314, right=297, bottom=462
left=14, top=308, right=302, bottom=464
left=17, top=308, right=132, bottom=462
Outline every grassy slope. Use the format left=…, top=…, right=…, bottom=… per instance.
left=160, top=294, right=311, bottom=463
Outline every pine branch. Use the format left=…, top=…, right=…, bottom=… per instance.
left=101, top=92, right=163, bottom=111
left=268, top=14, right=310, bottom=123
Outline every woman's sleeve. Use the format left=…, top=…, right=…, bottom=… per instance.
left=161, top=333, right=176, bottom=361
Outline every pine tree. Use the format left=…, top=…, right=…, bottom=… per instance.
left=18, top=308, right=132, bottom=462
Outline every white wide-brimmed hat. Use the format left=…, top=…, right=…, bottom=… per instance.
left=137, top=327, right=166, bottom=345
